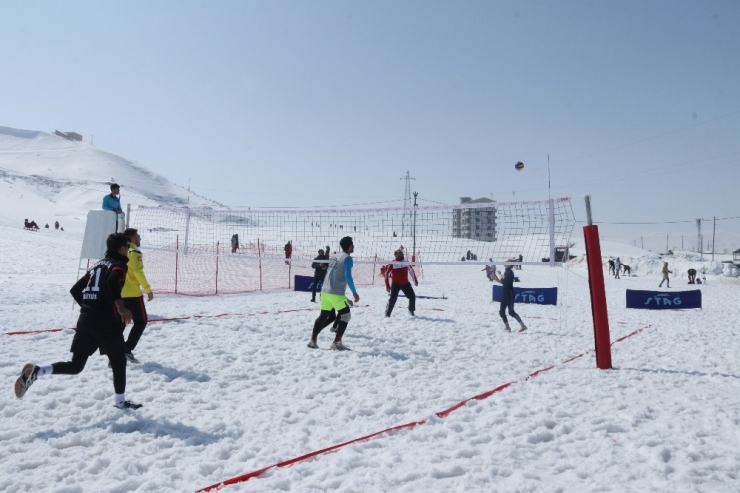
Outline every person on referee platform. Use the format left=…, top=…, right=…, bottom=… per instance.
left=307, top=236, right=359, bottom=351
left=384, top=249, right=419, bottom=317
left=14, top=233, right=143, bottom=410
left=121, top=228, right=153, bottom=364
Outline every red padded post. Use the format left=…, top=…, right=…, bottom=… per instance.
left=583, top=224, right=612, bottom=369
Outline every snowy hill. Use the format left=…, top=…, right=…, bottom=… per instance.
left=0, top=126, right=220, bottom=234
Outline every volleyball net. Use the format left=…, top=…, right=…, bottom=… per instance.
left=126, top=197, right=575, bottom=296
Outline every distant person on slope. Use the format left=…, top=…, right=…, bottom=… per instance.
left=24, top=219, right=39, bottom=230
left=659, top=262, right=672, bottom=288
left=14, top=233, right=142, bottom=410
left=307, top=236, right=359, bottom=351
left=121, top=228, right=153, bottom=364
left=688, top=268, right=696, bottom=284
left=614, top=258, right=621, bottom=279
left=494, top=262, right=527, bottom=333
left=384, top=249, right=418, bottom=317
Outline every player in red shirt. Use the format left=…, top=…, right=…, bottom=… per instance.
left=384, top=249, right=419, bottom=317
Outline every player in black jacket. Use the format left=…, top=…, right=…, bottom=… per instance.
left=310, top=249, right=327, bottom=302
left=14, top=233, right=143, bottom=410
left=495, top=263, right=528, bottom=333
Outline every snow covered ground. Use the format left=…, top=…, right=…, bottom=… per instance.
left=0, top=126, right=217, bottom=235
left=2, top=224, right=739, bottom=493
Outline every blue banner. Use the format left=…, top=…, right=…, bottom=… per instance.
left=492, top=286, right=558, bottom=305
left=294, top=275, right=322, bottom=292
left=626, top=289, right=701, bottom=310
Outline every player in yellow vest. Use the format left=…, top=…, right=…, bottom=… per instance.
left=122, top=228, right=153, bottom=363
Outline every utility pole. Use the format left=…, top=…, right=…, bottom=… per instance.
left=712, top=216, right=716, bottom=262
left=412, top=192, right=418, bottom=262
left=400, top=171, right=415, bottom=238
left=697, top=219, right=703, bottom=259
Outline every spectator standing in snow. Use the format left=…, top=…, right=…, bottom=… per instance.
left=659, top=261, right=672, bottom=288
left=55, top=221, right=59, bottom=230
left=687, top=268, right=696, bottom=284
left=284, top=241, right=292, bottom=265
left=614, top=258, right=622, bottom=279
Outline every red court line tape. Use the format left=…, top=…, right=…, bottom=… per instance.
left=194, top=323, right=651, bottom=492
left=3, top=306, right=378, bottom=337
left=5, top=328, right=68, bottom=336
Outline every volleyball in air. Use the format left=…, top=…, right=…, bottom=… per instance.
left=514, top=161, right=525, bottom=171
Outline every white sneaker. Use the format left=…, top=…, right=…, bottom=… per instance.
left=125, top=352, right=140, bottom=364
left=330, top=341, right=350, bottom=351
left=307, top=340, right=318, bottom=349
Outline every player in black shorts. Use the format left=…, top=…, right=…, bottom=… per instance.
left=14, top=233, right=143, bottom=410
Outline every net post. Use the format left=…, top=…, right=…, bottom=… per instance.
left=175, top=235, right=179, bottom=295
left=183, top=208, right=191, bottom=256
left=549, top=198, right=556, bottom=267
left=215, top=241, right=220, bottom=295
left=583, top=195, right=612, bottom=369
left=258, top=238, right=263, bottom=291
left=125, top=203, right=131, bottom=229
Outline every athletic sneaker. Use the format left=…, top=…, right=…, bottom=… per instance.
left=307, top=340, right=318, bottom=349
left=409, top=310, right=415, bottom=316
left=331, top=341, right=350, bottom=351
left=14, top=364, right=39, bottom=398
left=125, top=352, right=140, bottom=364
left=504, top=325, right=512, bottom=333
left=115, top=400, right=143, bottom=410
left=330, top=326, right=338, bottom=333
left=519, top=324, right=528, bottom=332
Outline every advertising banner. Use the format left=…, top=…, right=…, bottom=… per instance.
left=492, top=286, right=557, bottom=305
left=626, top=289, right=701, bottom=310
left=294, top=275, right=321, bottom=293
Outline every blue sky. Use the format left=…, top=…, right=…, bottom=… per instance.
left=2, top=1, right=739, bottom=251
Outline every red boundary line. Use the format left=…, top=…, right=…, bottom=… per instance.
left=2, top=307, right=371, bottom=337
left=2, top=310, right=637, bottom=339
left=194, top=323, right=652, bottom=492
